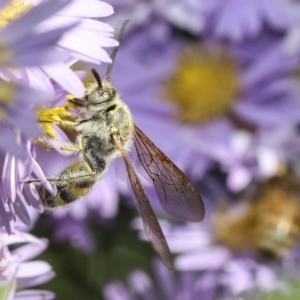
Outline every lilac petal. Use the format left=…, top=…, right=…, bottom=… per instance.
left=12, top=48, right=69, bottom=67
left=15, top=85, right=52, bottom=105
left=175, top=247, right=231, bottom=271
left=0, top=0, right=10, bottom=10
left=41, top=63, right=85, bottom=97
left=22, top=185, right=44, bottom=213
left=74, top=19, right=114, bottom=32
left=29, top=154, right=54, bottom=195
left=154, top=259, right=174, bottom=299
left=103, top=282, right=133, bottom=300
left=3, top=231, right=41, bottom=245
left=256, top=265, right=281, bottom=291
left=128, top=270, right=153, bottom=295
left=0, top=195, right=11, bottom=234
left=59, top=33, right=112, bottom=63
left=256, top=146, right=280, bottom=178
left=14, top=290, right=55, bottom=300
left=12, top=238, right=48, bottom=263
left=17, top=261, right=53, bottom=278
left=54, top=219, right=95, bottom=252
left=1, top=0, right=72, bottom=44
left=57, top=0, right=114, bottom=18
left=5, top=107, right=42, bottom=137
left=18, top=270, right=55, bottom=290
left=8, top=156, right=16, bottom=203
left=2, top=153, right=10, bottom=198
left=233, top=93, right=300, bottom=128
left=264, top=0, right=291, bottom=29
left=17, top=157, right=32, bottom=182
left=23, top=67, right=55, bottom=95
left=13, top=193, right=31, bottom=226
left=40, top=16, right=114, bottom=34
left=226, top=165, right=252, bottom=192
left=71, top=29, right=118, bottom=47
left=192, top=272, right=218, bottom=300
left=10, top=22, right=78, bottom=54
left=221, top=260, right=253, bottom=295
left=0, top=131, right=26, bottom=159
left=167, top=226, right=212, bottom=252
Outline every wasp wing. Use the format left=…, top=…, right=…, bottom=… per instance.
left=134, top=125, right=205, bottom=222
left=112, top=133, right=173, bottom=269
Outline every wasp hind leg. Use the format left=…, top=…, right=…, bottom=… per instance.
left=44, top=159, right=99, bottom=208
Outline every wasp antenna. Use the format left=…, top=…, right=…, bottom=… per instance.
left=91, top=68, right=102, bottom=88
left=106, top=20, right=129, bottom=80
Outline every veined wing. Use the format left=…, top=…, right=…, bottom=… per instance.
left=112, top=132, right=173, bottom=269
left=134, top=124, right=205, bottom=222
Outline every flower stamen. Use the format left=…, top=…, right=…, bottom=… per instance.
left=0, top=0, right=33, bottom=28
left=162, top=45, right=239, bottom=123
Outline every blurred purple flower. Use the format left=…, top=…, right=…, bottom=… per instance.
left=284, top=1, right=300, bottom=55
left=204, top=0, right=293, bottom=41
left=105, top=23, right=300, bottom=192
left=0, top=227, right=55, bottom=300
left=133, top=217, right=290, bottom=299
left=103, top=259, right=216, bottom=300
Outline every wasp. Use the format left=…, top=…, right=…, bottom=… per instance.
left=28, top=21, right=205, bottom=269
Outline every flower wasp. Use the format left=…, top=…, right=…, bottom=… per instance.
left=29, top=21, right=205, bottom=269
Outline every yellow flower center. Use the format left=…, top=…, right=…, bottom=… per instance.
left=0, top=1, right=33, bottom=64
left=0, top=0, right=33, bottom=28
left=0, top=80, right=15, bottom=119
left=162, top=45, right=239, bottom=123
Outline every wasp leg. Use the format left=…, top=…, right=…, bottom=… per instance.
left=47, top=140, right=82, bottom=153
left=25, top=170, right=96, bottom=185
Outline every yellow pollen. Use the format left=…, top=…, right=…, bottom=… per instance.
left=37, top=105, right=72, bottom=138
left=0, top=0, right=33, bottom=28
left=162, top=45, right=239, bottom=123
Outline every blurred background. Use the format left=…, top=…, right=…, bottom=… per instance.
left=27, top=0, right=300, bottom=299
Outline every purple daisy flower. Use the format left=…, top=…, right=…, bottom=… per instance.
left=0, top=0, right=117, bottom=232
left=104, top=19, right=300, bottom=192
left=0, top=0, right=86, bottom=156
left=28, top=0, right=118, bottom=96
left=132, top=171, right=300, bottom=299
left=204, top=0, right=293, bottom=41
left=0, top=0, right=118, bottom=97
left=0, top=135, right=56, bottom=234
left=103, top=259, right=216, bottom=300
left=132, top=219, right=288, bottom=299
left=0, top=227, right=55, bottom=300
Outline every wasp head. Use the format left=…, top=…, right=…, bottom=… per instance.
left=69, top=69, right=119, bottom=115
